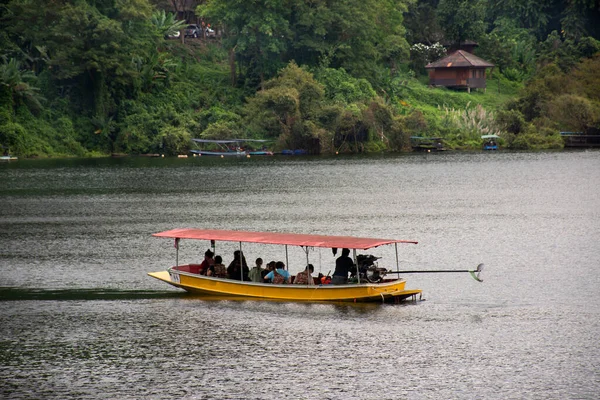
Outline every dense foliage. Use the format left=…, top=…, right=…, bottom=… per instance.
left=0, top=0, right=598, bottom=156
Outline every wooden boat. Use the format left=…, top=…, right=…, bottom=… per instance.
left=560, top=131, right=600, bottom=148
left=190, top=139, right=273, bottom=157
left=410, top=136, right=446, bottom=152
left=148, top=228, right=423, bottom=303
left=0, top=155, right=18, bottom=161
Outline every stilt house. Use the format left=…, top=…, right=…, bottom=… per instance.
left=425, top=50, right=494, bottom=92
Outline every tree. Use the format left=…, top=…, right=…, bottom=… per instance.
left=437, top=0, right=486, bottom=45
left=199, top=0, right=291, bottom=88
left=487, top=0, right=555, bottom=39
left=294, top=0, right=410, bottom=79
left=409, top=42, right=446, bottom=75
left=159, top=0, right=201, bottom=24
left=200, top=0, right=412, bottom=86
left=476, top=17, right=537, bottom=78
left=0, top=57, right=44, bottom=113
left=243, top=62, right=325, bottom=149
left=404, top=0, right=444, bottom=45
left=4, top=0, right=155, bottom=117
left=487, top=0, right=600, bottom=42
left=537, top=31, right=600, bottom=71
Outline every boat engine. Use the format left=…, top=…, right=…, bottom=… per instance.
left=357, top=254, right=387, bottom=283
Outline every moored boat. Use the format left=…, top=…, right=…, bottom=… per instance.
left=148, top=228, right=423, bottom=303
left=482, top=134, right=500, bottom=150
left=410, top=136, right=446, bottom=152
left=190, top=138, right=273, bottom=157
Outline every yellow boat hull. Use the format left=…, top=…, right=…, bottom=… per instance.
left=148, top=269, right=421, bottom=303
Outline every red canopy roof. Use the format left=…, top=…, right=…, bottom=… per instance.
left=153, top=228, right=418, bottom=250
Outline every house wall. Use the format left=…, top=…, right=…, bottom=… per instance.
left=430, top=68, right=457, bottom=80
left=429, top=67, right=488, bottom=88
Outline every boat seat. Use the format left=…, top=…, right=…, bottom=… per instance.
left=178, top=264, right=202, bottom=274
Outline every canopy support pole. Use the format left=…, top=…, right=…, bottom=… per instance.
left=175, top=238, right=180, bottom=266
left=303, top=246, right=310, bottom=268
left=239, top=241, right=243, bottom=280
left=353, top=249, right=360, bottom=284
left=302, top=246, right=311, bottom=285
left=395, top=243, right=399, bottom=270
left=285, top=245, right=289, bottom=270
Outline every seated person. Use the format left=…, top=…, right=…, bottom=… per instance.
left=248, top=257, right=264, bottom=282
left=294, top=264, right=315, bottom=285
left=207, top=255, right=227, bottom=278
left=262, top=261, right=275, bottom=281
left=227, top=250, right=250, bottom=281
left=263, top=261, right=291, bottom=284
left=331, top=248, right=354, bottom=285
left=198, top=249, right=215, bottom=275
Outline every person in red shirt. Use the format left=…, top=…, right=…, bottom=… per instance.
left=198, top=249, right=215, bottom=275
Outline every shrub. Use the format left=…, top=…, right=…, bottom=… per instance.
left=385, top=117, right=411, bottom=151
left=511, top=130, right=564, bottom=150
left=114, top=128, right=152, bottom=154
left=547, top=94, right=599, bottom=132
left=159, top=126, right=191, bottom=156
left=201, top=120, right=242, bottom=140
left=313, top=67, right=376, bottom=104
left=0, top=107, right=12, bottom=125
left=0, top=122, right=26, bottom=154
left=439, top=103, right=502, bottom=141
left=496, top=109, right=526, bottom=135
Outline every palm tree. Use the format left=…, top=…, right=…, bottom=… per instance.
left=0, top=57, right=44, bottom=113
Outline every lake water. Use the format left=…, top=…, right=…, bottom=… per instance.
left=1, top=151, right=599, bottom=399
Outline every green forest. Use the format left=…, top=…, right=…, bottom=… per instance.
left=1, top=0, right=599, bottom=157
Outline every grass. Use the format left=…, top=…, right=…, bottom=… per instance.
left=397, top=73, right=522, bottom=114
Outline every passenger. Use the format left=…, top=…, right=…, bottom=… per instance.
left=227, top=250, right=250, bottom=281
left=199, top=249, right=215, bottom=275
left=207, top=255, right=227, bottom=278
left=262, top=261, right=276, bottom=281
left=294, top=264, right=315, bottom=285
left=248, top=258, right=264, bottom=282
left=331, top=248, right=354, bottom=285
left=264, top=261, right=291, bottom=284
